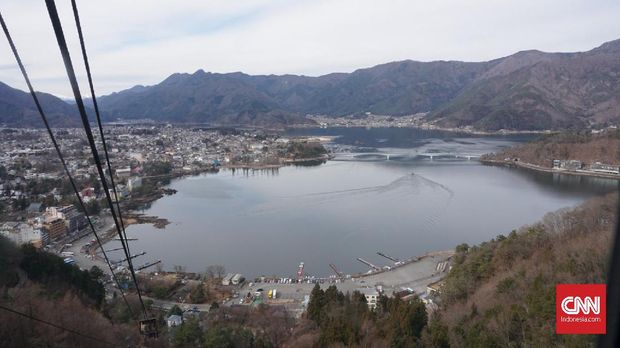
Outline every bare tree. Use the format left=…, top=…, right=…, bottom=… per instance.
left=205, top=265, right=226, bottom=279
left=214, top=265, right=225, bottom=278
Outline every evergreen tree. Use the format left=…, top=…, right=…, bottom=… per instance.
left=190, top=282, right=206, bottom=303
left=307, top=283, right=325, bottom=324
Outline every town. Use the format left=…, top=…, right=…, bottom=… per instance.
left=0, top=125, right=330, bottom=251
left=306, top=113, right=555, bottom=135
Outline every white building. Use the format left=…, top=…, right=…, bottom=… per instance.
left=222, top=273, right=234, bottom=286
left=590, top=162, right=620, bottom=175
left=0, top=222, right=44, bottom=248
left=127, top=177, right=142, bottom=192
left=115, top=167, right=131, bottom=178
left=166, top=315, right=183, bottom=328
left=231, top=273, right=244, bottom=285
left=359, top=288, right=379, bottom=310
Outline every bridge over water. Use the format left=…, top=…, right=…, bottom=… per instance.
left=335, top=152, right=482, bottom=161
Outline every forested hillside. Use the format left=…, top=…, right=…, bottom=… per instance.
left=0, top=237, right=139, bottom=347
left=0, top=81, right=81, bottom=128
left=423, top=193, right=617, bottom=347
left=429, top=40, right=620, bottom=131
left=482, top=129, right=620, bottom=167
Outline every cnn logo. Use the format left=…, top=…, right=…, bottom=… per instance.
left=556, top=284, right=606, bottom=334
left=560, top=296, right=600, bottom=315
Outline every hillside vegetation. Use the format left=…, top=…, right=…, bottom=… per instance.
left=0, top=81, right=81, bottom=128
left=425, top=193, right=618, bottom=347
left=482, top=129, right=620, bottom=167
left=430, top=41, right=620, bottom=130
left=0, top=238, right=140, bottom=347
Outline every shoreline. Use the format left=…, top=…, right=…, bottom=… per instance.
left=346, top=250, right=454, bottom=280
left=480, top=158, right=620, bottom=180
left=288, top=124, right=552, bottom=136
left=223, top=154, right=333, bottom=170
left=109, top=154, right=334, bottom=232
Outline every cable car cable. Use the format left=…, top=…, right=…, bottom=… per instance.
left=0, top=8, right=135, bottom=318
left=70, top=0, right=134, bottom=258
left=44, top=0, right=147, bottom=317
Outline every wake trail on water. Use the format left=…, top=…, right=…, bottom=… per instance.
left=244, top=173, right=455, bottom=218
left=414, top=174, right=455, bottom=200
left=280, top=172, right=453, bottom=199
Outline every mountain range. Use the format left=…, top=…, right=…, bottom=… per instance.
left=1, top=39, right=620, bottom=130
left=0, top=82, right=81, bottom=128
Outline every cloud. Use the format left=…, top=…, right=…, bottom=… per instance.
left=1, top=0, right=619, bottom=97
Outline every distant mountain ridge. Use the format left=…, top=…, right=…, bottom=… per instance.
left=0, top=82, right=81, bottom=128
left=97, top=60, right=492, bottom=128
left=2, top=39, right=620, bottom=130
left=430, top=40, right=620, bottom=130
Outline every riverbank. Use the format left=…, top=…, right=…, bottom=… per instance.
left=481, top=158, right=620, bottom=180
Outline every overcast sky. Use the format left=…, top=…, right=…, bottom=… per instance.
left=1, top=0, right=619, bottom=97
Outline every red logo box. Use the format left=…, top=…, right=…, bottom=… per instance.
left=556, top=284, right=606, bottom=334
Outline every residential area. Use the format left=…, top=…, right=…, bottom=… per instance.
left=0, top=125, right=329, bottom=255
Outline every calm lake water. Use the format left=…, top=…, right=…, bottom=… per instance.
left=117, top=128, right=618, bottom=278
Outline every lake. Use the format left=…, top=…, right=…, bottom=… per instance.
left=115, top=128, right=618, bottom=278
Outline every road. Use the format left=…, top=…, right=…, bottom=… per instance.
left=144, top=296, right=213, bottom=312
left=64, top=214, right=116, bottom=274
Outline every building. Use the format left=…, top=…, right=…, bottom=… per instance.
left=393, top=288, right=416, bottom=301
left=590, top=162, right=620, bottom=175
left=43, top=218, right=67, bottom=240
left=552, top=159, right=583, bottom=171
left=0, top=222, right=20, bottom=245
left=231, top=273, right=244, bottom=285
left=109, top=185, right=129, bottom=201
left=26, top=202, right=43, bottom=214
left=19, top=224, right=44, bottom=248
left=47, top=205, right=85, bottom=233
left=115, top=167, right=132, bottom=178
left=65, top=208, right=86, bottom=233
left=222, top=273, right=234, bottom=286
left=182, top=309, right=200, bottom=321
left=46, top=206, right=63, bottom=218
left=166, top=315, right=183, bottom=328
left=426, top=280, right=444, bottom=295
left=0, top=222, right=44, bottom=248
left=359, top=288, right=379, bottom=310
left=109, top=189, right=120, bottom=202
left=127, top=177, right=142, bottom=192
